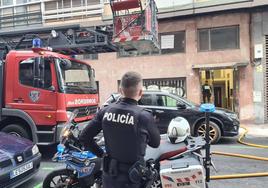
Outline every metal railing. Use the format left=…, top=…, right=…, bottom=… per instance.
left=0, top=11, right=42, bottom=29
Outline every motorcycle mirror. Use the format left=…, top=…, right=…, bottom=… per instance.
left=60, top=59, right=72, bottom=70
left=48, top=85, right=56, bottom=92
left=67, top=109, right=79, bottom=124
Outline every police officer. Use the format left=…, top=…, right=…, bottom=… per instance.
left=79, top=71, right=160, bottom=188
left=202, top=80, right=212, bottom=103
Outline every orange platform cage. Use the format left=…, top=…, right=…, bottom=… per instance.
left=110, top=0, right=159, bottom=54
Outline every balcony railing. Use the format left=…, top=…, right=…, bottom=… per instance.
left=0, top=11, right=42, bottom=29
left=43, top=4, right=103, bottom=20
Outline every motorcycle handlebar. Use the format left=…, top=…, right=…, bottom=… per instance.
left=67, top=143, right=83, bottom=152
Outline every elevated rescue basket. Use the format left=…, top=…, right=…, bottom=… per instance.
left=110, top=0, right=159, bottom=54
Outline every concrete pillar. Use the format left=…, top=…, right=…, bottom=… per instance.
left=252, top=11, right=266, bottom=123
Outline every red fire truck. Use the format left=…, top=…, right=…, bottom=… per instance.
left=0, top=39, right=98, bottom=145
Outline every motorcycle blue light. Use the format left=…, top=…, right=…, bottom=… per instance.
left=32, top=38, right=42, bottom=48
left=86, top=152, right=96, bottom=158
left=57, top=144, right=65, bottom=153
left=200, top=103, right=215, bottom=112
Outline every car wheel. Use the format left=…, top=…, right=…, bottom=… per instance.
left=1, top=124, right=31, bottom=140
left=195, top=121, right=221, bottom=144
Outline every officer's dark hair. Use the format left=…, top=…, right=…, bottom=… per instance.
left=120, top=71, right=142, bottom=98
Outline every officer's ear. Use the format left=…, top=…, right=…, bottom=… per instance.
left=138, top=89, right=143, bottom=98
left=119, top=87, right=125, bottom=96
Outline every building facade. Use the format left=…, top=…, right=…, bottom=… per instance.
left=251, top=7, right=268, bottom=123
left=89, top=11, right=253, bottom=122
left=0, top=0, right=105, bottom=31
left=0, top=0, right=42, bottom=30
left=0, top=0, right=268, bottom=123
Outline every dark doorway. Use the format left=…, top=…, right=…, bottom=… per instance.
left=214, top=86, right=222, bottom=107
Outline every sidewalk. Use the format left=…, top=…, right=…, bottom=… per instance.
left=240, top=123, right=268, bottom=137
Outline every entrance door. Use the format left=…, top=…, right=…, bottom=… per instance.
left=233, top=69, right=239, bottom=113
left=200, top=69, right=235, bottom=110
left=214, top=86, right=222, bottom=107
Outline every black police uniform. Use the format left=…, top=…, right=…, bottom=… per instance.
left=202, top=83, right=212, bottom=103
left=79, top=98, right=160, bottom=188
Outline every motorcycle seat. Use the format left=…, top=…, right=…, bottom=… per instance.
left=145, top=134, right=187, bottom=162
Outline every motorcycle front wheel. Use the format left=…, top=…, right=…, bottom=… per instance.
left=43, top=169, right=80, bottom=188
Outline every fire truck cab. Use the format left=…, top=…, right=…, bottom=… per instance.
left=0, top=41, right=98, bottom=145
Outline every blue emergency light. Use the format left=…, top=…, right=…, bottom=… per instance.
left=200, top=103, right=215, bottom=113
left=57, top=144, right=65, bottom=153
left=32, top=38, right=42, bottom=48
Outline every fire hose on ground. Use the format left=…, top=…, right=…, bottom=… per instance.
left=210, top=126, right=268, bottom=180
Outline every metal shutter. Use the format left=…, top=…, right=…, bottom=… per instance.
left=265, top=36, right=268, bottom=122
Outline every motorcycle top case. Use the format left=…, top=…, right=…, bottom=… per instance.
left=159, top=156, right=205, bottom=188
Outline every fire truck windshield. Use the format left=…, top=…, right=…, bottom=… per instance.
left=55, top=58, right=97, bottom=94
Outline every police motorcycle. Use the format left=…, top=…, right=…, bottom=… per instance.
left=43, top=110, right=209, bottom=188
left=42, top=110, right=103, bottom=188
left=146, top=117, right=209, bottom=188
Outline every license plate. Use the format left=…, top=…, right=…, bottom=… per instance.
left=78, top=163, right=95, bottom=178
left=10, top=162, right=33, bottom=179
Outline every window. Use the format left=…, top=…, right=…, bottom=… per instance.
left=20, top=59, right=34, bottom=87
left=63, top=0, right=71, bottom=8
left=2, top=8, right=13, bottom=16
left=118, top=49, right=159, bottom=57
left=143, top=78, right=186, bottom=97
left=118, top=31, right=185, bottom=57
left=2, top=0, right=13, bottom=6
left=15, top=6, right=27, bottom=26
left=138, top=94, right=153, bottom=106
left=83, top=54, right=98, bottom=60
left=156, top=95, right=177, bottom=107
left=16, top=0, right=27, bottom=4
left=198, top=26, right=239, bottom=51
left=19, top=58, right=52, bottom=89
left=72, top=0, right=81, bottom=7
left=1, top=8, right=14, bottom=28
left=28, top=4, right=41, bottom=12
left=87, top=0, right=99, bottom=5
left=160, top=31, right=185, bottom=54
left=15, top=6, right=27, bottom=14
left=45, top=1, right=57, bottom=11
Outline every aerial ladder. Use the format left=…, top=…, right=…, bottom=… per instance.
left=0, top=0, right=159, bottom=56
left=110, top=0, right=159, bottom=54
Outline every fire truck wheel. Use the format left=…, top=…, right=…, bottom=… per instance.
left=2, top=124, right=31, bottom=140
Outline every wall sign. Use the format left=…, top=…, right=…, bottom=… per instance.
left=161, top=35, right=174, bottom=49
left=253, top=91, right=262, bottom=102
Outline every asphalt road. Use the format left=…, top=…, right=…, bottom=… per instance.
left=18, top=135, right=268, bottom=188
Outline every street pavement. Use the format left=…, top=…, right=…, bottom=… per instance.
left=18, top=128, right=268, bottom=188
left=209, top=137, right=268, bottom=188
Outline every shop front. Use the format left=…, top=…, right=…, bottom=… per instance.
left=193, top=62, right=248, bottom=114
